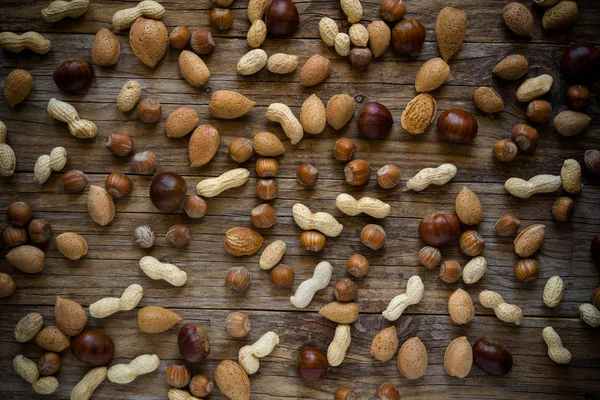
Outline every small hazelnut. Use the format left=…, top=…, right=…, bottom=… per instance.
left=184, top=195, right=208, bottom=219
left=38, top=352, right=61, bottom=376
left=297, top=163, right=319, bottom=187
left=256, top=158, right=279, bottom=177
left=166, top=364, right=192, bottom=388
left=513, top=259, right=540, bottom=282
left=105, top=132, right=134, bottom=157
left=335, top=387, right=357, bottom=400
left=377, top=164, right=401, bottom=189
left=169, top=26, right=191, bottom=49
left=105, top=172, right=133, bottom=198
left=133, top=225, right=155, bottom=249
left=61, top=169, right=88, bottom=192
left=2, top=226, right=27, bottom=248
left=131, top=151, right=157, bottom=174
left=333, top=138, right=357, bottom=162
left=439, top=260, right=461, bottom=283
left=270, top=264, right=295, bottom=288
left=494, top=214, right=520, bottom=236
left=334, top=278, right=358, bottom=302
left=191, top=29, right=215, bottom=55
left=380, top=0, right=406, bottom=22
left=360, top=224, right=386, bottom=250
left=209, top=8, right=234, bottom=31
left=493, top=139, right=518, bottom=162
left=229, top=138, right=254, bottom=163
left=137, top=98, right=162, bottom=123
left=28, top=219, right=52, bottom=244
left=225, top=312, right=251, bottom=338
left=300, top=230, right=326, bottom=252
left=7, top=202, right=32, bottom=227
left=567, top=85, right=590, bottom=110
left=511, top=124, right=538, bottom=152
left=166, top=224, right=190, bottom=247
left=189, top=374, right=214, bottom=397
left=256, top=179, right=278, bottom=200
left=418, top=246, right=441, bottom=269
left=225, top=267, right=251, bottom=292
left=344, top=159, right=371, bottom=186
left=251, top=203, right=277, bottom=228
left=459, top=230, right=485, bottom=257
left=376, top=383, right=401, bottom=400
left=591, top=287, right=600, bottom=309
left=552, top=197, right=574, bottom=222
left=584, top=150, right=600, bottom=176
left=349, top=47, right=373, bottom=69
left=346, top=254, right=369, bottom=277
left=526, top=100, right=553, bottom=124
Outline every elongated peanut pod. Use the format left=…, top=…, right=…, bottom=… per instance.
left=335, top=193, right=391, bottom=218
left=290, top=261, right=333, bottom=308
left=382, top=275, right=424, bottom=321
left=504, top=174, right=561, bottom=198
left=407, top=164, right=457, bottom=191
left=196, top=168, right=250, bottom=197
left=112, top=0, right=165, bottom=30
left=327, top=324, right=351, bottom=367
left=42, top=0, right=89, bottom=23
left=542, top=327, right=571, bottom=364
left=478, top=290, right=523, bottom=325
left=107, top=354, right=160, bottom=384
left=71, top=367, right=107, bottom=400
left=139, top=256, right=187, bottom=286
left=89, top=284, right=144, bottom=318
left=238, top=331, right=279, bottom=374
left=266, top=103, right=304, bottom=144
left=292, top=203, right=343, bottom=237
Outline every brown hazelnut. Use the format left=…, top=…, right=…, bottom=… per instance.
left=493, top=139, right=518, bottom=162
left=225, top=266, right=251, bottom=292
left=297, top=163, right=319, bottom=186
left=229, top=138, right=254, bottom=163
left=380, top=0, right=405, bottom=22
left=300, top=230, right=326, bottom=252
left=513, top=259, right=540, bottom=282
left=418, top=246, right=441, bottom=269
left=567, top=85, right=590, bottom=110
left=133, top=225, right=155, bottom=249
left=105, top=172, right=133, bottom=198
left=256, top=158, right=279, bottom=177
left=584, top=150, right=600, bottom=176
left=377, top=164, right=401, bottom=189
left=333, top=138, right=357, bottom=162
left=137, top=98, right=162, bottom=123
left=38, top=352, right=61, bottom=376
left=184, top=195, right=208, bottom=219
left=376, top=383, right=401, bottom=400
left=189, top=374, right=214, bottom=397
left=106, top=132, right=134, bottom=157
left=591, top=287, right=600, bottom=309
left=459, top=230, right=485, bottom=256
left=169, top=26, right=191, bottom=49
left=2, top=226, right=27, bottom=248
left=61, top=169, right=88, bottom=192
left=209, top=8, right=233, bottom=30
left=526, top=100, right=553, bottom=124
left=0, top=273, right=16, bottom=298
left=552, top=197, right=574, bottom=222
left=131, top=151, right=157, bottom=174
left=349, top=48, right=373, bottom=69
left=334, top=278, right=358, bottom=302
left=494, top=214, right=520, bottom=236
left=360, top=224, right=386, bottom=250
left=270, top=264, right=295, bottom=288
left=511, top=124, right=538, bottom=152
left=251, top=203, right=277, bottom=228
left=7, top=202, right=31, bottom=227
left=225, top=312, right=251, bottom=337
left=344, top=159, right=371, bottom=186
left=346, top=254, right=369, bottom=277
left=335, top=387, right=357, bottom=400
left=256, top=179, right=278, bottom=200
left=191, top=29, right=215, bottom=55
left=166, top=224, right=190, bottom=247
left=166, top=364, right=191, bottom=388
left=439, top=260, right=461, bottom=283
left=391, top=19, right=425, bottom=56
left=28, top=219, right=52, bottom=244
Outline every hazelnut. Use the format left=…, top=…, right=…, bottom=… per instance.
left=105, top=172, right=133, bottom=198
left=591, top=287, right=600, bottom=309
left=494, top=214, right=520, bottom=236
left=209, top=8, right=234, bottom=30
left=190, top=374, right=214, bottom=397
left=344, top=159, right=371, bottom=186
left=251, top=203, right=277, bottom=228
left=333, top=138, right=357, bottom=162
left=377, top=164, right=401, bottom=189
left=526, top=100, right=552, bottom=124
left=166, top=224, right=190, bottom=247
left=191, top=29, right=215, bottom=55
left=225, top=312, right=251, bottom=337
left=7, top=202, right=32, bottom=227
left=334, top=278, right=357, bottom=302
left=418, top=246, right=441, bottom=269
left=493, top=139, right=518, bottom=162
left=37, top=352, right=61, bottom=376
left=300, top=230, right=326, bottom=252
left=511, top=124, right=538, bottom=152
left=552, top=197, right=574, bottom=222
left=61, top=169, right=88, bottom=192
left=459, top=230, right=485, bottom=256
left=270, top=264, right=295, bottom=288
left=166, top=364, right=191, bottom=388
left=131, top=151, right=157, bottom=174
left=2, top=226, right=27, bottom=248
left=584, top=150, right=600, bottom=176
left=439, top=260, right=461, bottom=283
left=349, top=48, right=373, bottom=69
left=137, top=98, right=162, bottom=123
left=346, top=254, right=369, bottom=277
left=225, top=267, right=251, bottom=292
left=133, top=225, right=155, bottom=249
left=297, top=163, right=319, bottom=187
left=184, top=195, right=208, bottom=219
left=376, top=383, right=401, bottom=400
left=105, top=132, right=134, bottom=157
left=567, top=85, right=590, bottom=110
left=380, top=0, right=405, bottom=22
left=335, top=387, right=357, bottom=400
left=513, top=259, right=539, bottom=282
left=360, top=224, right=386, bottom=250
left=256, top=179, right=278, bottom=200
left=28, top=219, right=52, bottom=244
left=169, top=26, right=191, bottom=49
left=229, top=138, right=254, bottom=163
left=256, top=158, right=279, bottom=177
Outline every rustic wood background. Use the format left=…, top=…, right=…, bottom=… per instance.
left=1, top=0, right=599, bottom=399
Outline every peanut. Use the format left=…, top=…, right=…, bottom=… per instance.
left=336, top=193, right=391, bottom=219
left=139, top=256, right=187, bottom=287
left=168, top=389, right=200, bottom=400
left=238, top=331, right=280, bottom=374
left=71, top=367, right=107, bottom=400
left=319, top=17, right=339, bottom=46
left=33, top=147, right=67, bottom=184
left=248, top=0, right=269, bottom=22
left=407, top=163, right=457, bottom=191
left=89, top=284, right=144, bottom=318
left=542, top=327, right=571, bottom=364
left=107, top=354, right=160, bottom=384
left=349, top=23, right=369, bottom=47
left=516, top=74, right=553, bottom=102
left=259, top=240, right=287, bottom=270
left=292, top=203, right=343, bottom=237
left=112, top=0, right=165, bottom=30
left=266, top=103, right=303, bottom=144
left=560, top=159, right=583, bottom=194
left=247, top=20, right=267, bottom=48
left=579, top=303, right=600, bottom=328
left=237, top=49, right=268, bottom=76
left=13, top=355, right=59, bottom=394
left=267, top=53, right=299, bottom=74
left=327, top=324, right=351, bottom=367
left=341, top=0, right=363, bottom=23
left=334, top=33, right=351, bottom=56
left=196, top=168, right=250, bottom=197
left=478, top=290, right=523, bottom=325
left=382, top=275, right=424, bottom=321
left=504, top=174, right=561, bottom=198
left=47, top=98, right=98, bottom=140
left=543, top=276, right=564, bottom=308
left=462, top=256, right=487, bottom=284
left=117, top=80, right=142, bottom=112
left=290, top=261, right=333, bottom=308
left=0, top=121, right=17, bottom=177
left=14, top=312, right=43, bottom=343
left=0, top=31, right=51, bottom=54
left=42, top=0, right=89, bottom=23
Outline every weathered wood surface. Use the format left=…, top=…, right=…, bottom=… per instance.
left=1, top=0, right=599, bottom=399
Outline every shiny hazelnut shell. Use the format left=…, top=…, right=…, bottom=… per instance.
left=250, top=203, right=277, bottom=228
left=380, top=0, right=406, bottom=23
left=335, top=387, right=358, bottom=400
left=437, top=109, right=478, bottom=143
left=53, top=59, right=94, bottom=95
left=334, top=278, right=358, bottom=302
left=552, top=197, right=574, bottom=222
left=106, top=132, right=134, bottom=157
left=105, top=172, right=133, bottom=198
left=377, top=164, right=401, bottom=189
left=495, top=214, right=520, bottom=236
left=225, top=312, right=251, bottom=338
left=62, top=169, right=88, bottom=192
left=297, top=163, right=319, bottom=186
left=256, top=158, right=279, bottom=177
left=229, top=138, right=253, bottom=163
left=225, top=267, right=251, bottom=292
left=419, top=213, right=461, bottom=247
left=209, top=8, right=233, bottom=30
left=7, top=202, right=32, bottom=226
left=166, top=224, right=190, bottom=246
left=28, top=219, right=52, bottom=244
left=256, top=179, right=278, bottom=200
left=300, top=230, right=326, bottom=252
left=169, top=26, right=191, bottom=49
left=358, top=102, right=393, bottom=140
left=376, top=383, right=401, bottom=400
left=184, top=195, right=208, bottom=218
left=526, top=100, right=553, bottom=124
left=360, top=224, right=386, bottom=250
left=178, top=323, right=210, bottom=363
left=189, top=374, right=214, bottom=397
left=349, top=48, right=373, bottom=69
left=592, top=287, right=600, bottom=309
left=493, top=139, right=518, bottom=162
left=473, top=338, right=513, bottom=376
left=2, top=226, right=27, bottom=248
left=584, top=150, right=600, bottom=176
left=511, top=124, right=538, bottom=152
left=265, top=0, right=300, bottom=38
left=333, top=138, right=357, bottom=162
left=418, top=246, right=441, bottom=269
left=38, top=352, right=61, bottom=376
left=344, top=159, right=371, bottom=186
left=567, top=85, right=590, bottom=110
left=513, top=259, right=539, bottom=282
left=149, top=172, right=187, bottom=211
left=138, top=98, right=162, bottom=123
left=270, top=264, right=295, bottom=288
left=132, top=151, right=157, bottom=175
left=391, top=19, right=425, bottom=56
left=346, top=254, right=369, bottom=277
left=439, top=260, right=461, bottom=283
left=71, top=330, right=115, bottom=366
left=459, top=230, right=485, bottom=257
left=297, top=346, right=328, bottom=382
left=191, top=29, right=215, bottom=55
left=166, top=364, right=192, bottom=388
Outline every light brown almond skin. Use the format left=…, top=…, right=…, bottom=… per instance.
left=129, top=17, right=168, bottom=68
left=435, top=7, right=467, bottom=61
left=492, top=54, right=529, bottom=80
left=448, top=289, right=475, bottom=325
left=300, top=54, right=331, bottom=87
left=455, top=186, right=483, bottom=225
left=444, top=336, right=472, bottom=378
left=368, top=20, right=391, bottom=58
left=473, top=87, right=504, bottom=113
left=300, top=94, right=326, bottom=134
left=542, top=1, right=578, bottom=30
left=92, top=28, right=120, bottom=66
left=224, top=227, right=264, bottom=256
left=87, top=185, right=115, bottom=226
left=137, top=306, right=182, bottom=333
left=253, top=132, right=285, bottom=156
left=326, top=94, right=356, bottom=130
left=56, top=232, right=88, bottom=260
left=55, top=296, right=87, bottom=336
left=370, top=326, right=398, bottom=362
left=415, top=58, right=450, bottom=93
left=514, top=224, right=545, bottom=257
left=503, top=2, right=534, bottom=37
left=189, top=125, right=220, bottom=167
left=34, top=326, right=70, bottom=352
left=319, top=301, right=359, bottom=324
left=554, top=110, right=591, bottom=137
left=166, top=106, right=199, bottom=138
left=179, top=50, right=210, bottom=87
left=397, top=337, right=428, bottom=379
left=209, top=90, right=256, bottom=119
left=214, top=360, right=250, bottom=400
left=401, top=93, right=437, bottom=134
left=6, top=245, right=45, bottom=274
left=4, top=69, right=33, bottom=108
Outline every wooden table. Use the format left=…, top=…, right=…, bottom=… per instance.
left=1, top=0, right=599, bottom=399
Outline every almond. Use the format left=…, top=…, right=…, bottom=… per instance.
left=554, top=110, right=591, bottom=137
left=225, top=227, right=264, bottom=256
left=448, top=289, right=475, bottom=325
left=188, top=124, right=220, bottom=167
left=299, top=94, right=326, bottom=134
left=367, top=20, right=391, bottom=58
left=444, top=336, right=472, bottom=378
left=179, top=50, right=210, bottom=87
left=492, top=54, right=528, bottom=80
left=253, top=132, right=285, bottom=156
left=472, top=87, right=504, bottom=113
left=55, top=296, right=87, bottom=336
left=6, top=245, right=45, bottom=274
left=34, top=326, right=70, bottom=352
left=137, top=306, right=182, bottom=333
left=326, top=94, right=356, bottom=130
left=214, top=360, right=251, bottom=400
left=4, top=69, right=33, bottom=108
left=455, top=186, right=483, bottom=225
left=401, top=93, right=437, bottom=134
left=397, top=337, right=428, bottom=380
left=129, top=17, right=168, bottom=68
left=370, top=326, right=398, bottom=362
left=503, top=2, right=534, bottom=37
left=319, top=301, right=359, bottom=324
left=299, top=54, right=331, bottom=87
left=87, top=185, right=115, bottom=226
left=435, top=7, right=467, bottom=61
left=166, top=106, right=199, bottom=138
left=514, top=224, right=545, bottom=257
left=209, top=90, right=256, bottom=119
left=542, top=1, right=578, bottom=30
left=92, top=28, right=120, bottom=66
left=415, top=58, right=450, bottom=93
left=516, top=74, right=553, bottom=102
left=56, top=232, right=88, bottom=260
